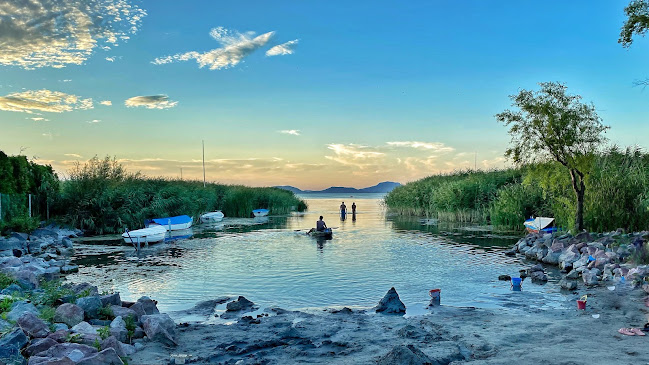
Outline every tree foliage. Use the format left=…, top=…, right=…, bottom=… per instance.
left=495, top=82, right=609, bottom=231
left=619, top=0, right=649, bottom=47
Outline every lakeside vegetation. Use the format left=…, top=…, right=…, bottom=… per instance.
left=0, top=154, right=307, bottom=235
left=386, top=146, right=649, bottom=233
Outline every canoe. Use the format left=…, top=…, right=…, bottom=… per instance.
left=146, top=215, right=193, bottom=231
left=122, top=224, right=166, bottom=244
left=524, top=217, right=557, bottom=234
left=308, top=228, right=333, bottom=238
left=201, top=211, right=224, bottom=223
left=252, top=209, right=269, bottom=217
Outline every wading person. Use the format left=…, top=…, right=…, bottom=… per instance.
left=340, top=202, right=347, bottom=215
left=351, top=202, right=356, bottom=214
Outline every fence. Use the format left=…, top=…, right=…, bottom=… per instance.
left=0, top=192, right=51, bottom=222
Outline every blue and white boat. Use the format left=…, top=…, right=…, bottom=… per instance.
left=252, top=209, right=269, bottom=217
left=146, top=215, right=193, bottom=231
left=524, top=217, right=556, bottom=234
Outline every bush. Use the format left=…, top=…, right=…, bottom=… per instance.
left=0, top=273, right=16, bottom=289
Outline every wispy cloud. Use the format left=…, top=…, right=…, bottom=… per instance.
left=153, top=26, right=275, bottom=70
left=105, top=57, right=115, bottom=62
left=266, top=39, right=299, bottom=56
left=86, top=119, right=101, bottom=124
left=64, top=153, right=82, bottom=158
left=29, top=117, right=49, bottom=122
left=387, top=141, right=454, bottom=153
left=124, top=95, right=177, bottom=109
left=99, top=100, right=112, bottom=106
left=279, top=129, right=300, bottom=136
left=0, top=0, right=146, bottom=69
left=325, top=144, right=385, bottom=168
left=0, top=90, right=93, bottom=113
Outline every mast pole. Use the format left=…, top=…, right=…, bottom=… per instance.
left=202, top=140, right=206, bottom=187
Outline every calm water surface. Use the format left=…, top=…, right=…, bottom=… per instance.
left=67, top=194, right=568, bottom=314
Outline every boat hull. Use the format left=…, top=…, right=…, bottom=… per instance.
left=147, top=215, right=193, bottom=231
left=252, top=209, right=269, bottom=217
left=201, top=211, right=224, bottom=223
left=309, top=228, right=333, bottom=238
left=122, top=225, right=167, bottom=244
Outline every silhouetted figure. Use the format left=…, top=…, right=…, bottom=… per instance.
left=308, top=216, right=327, bottom=234
left=340, top=201, right=347, bottom=215
left=351, top=202, right=356, bottom=214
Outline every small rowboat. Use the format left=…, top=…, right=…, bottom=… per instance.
left=308, top=228, right=333, bottom=238
left=252, top=209, right=269, bottom=217
left=201, top=211, right=224, bottom=223
left=122, top=224, right=166, bottom=244
left=524, top=217, right=557, bottom=234
left=146, top=215, right=193, bottom=231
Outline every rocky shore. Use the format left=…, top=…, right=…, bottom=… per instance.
left=0, top=226, right=178, bottom=365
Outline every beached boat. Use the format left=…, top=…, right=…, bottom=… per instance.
left=252, top=209, right=269, bottom=217
left=524, top=217, right=557, bottom=234
left=146, top=215, right=193, bottom=231
left=122, top=224, right=167, bottom=244
left=308, top=228, right=333, bottom=238
left=200, top=211, right=224, bottom=223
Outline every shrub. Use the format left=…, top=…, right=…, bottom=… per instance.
left=98, top=326, right=110, bottom=340
left=0, top=273, right=16, bottom=289
left=98, top=305, right=114, bottom=320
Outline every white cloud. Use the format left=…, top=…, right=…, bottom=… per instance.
left=105, top=57, right=115, bottom=62
left=266, top=39, right=299, bottom=56
left=387, top=141, right=455, bottom=153
left=325, top=144, right=385, bottom=168
left=99, top=100, right=112, bottom=106
left=0, top=89, right=93, bottom=113
left=29, top=117, right=49, bottom=121
left=279, top=129, right=300, bottom=136
left=86, top=119, right=101, bottom=123
left=64, top=153, right=82, bottom=158
left=0, top=0, right=146, bottom=69
left=153, top=26, right=275, bottom=70
left=124, top=95, right=177, bottom=109
left=42, top=132, right=52, bottom=139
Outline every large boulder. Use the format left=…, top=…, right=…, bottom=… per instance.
left=225, top=296, right=254, bottom=312
left=18, top=312, right=51, bottom=338
left=54, top=303, right=85, bottom=327
left=25, top=337, right=58, bottom=357
left=75, top=296, right=102, bottom=319
left=130, top=296, right=159, bottom=318
left=70, top=322, right=98, bottom=339
left=38, top=343, right=97, bottom=363
left=377, top=344, right=434, bottom=365
left=6, top=301, right=39, bottom=322
left=582, top=270, right=600, bottom=286
left=76, top=348, right=123, bottom=365
left=0, top=327, right=29, bottom=351
left=100, top=336, right=126, bottom=357
left=375, top=287, right=406, bottom=314
left=559, top=278, right=577, bottom=290
left=109, top=316, right=128, bottom=343
left=110, top=305, right=137, bottom=321
left=140, top=313, right=177, bottom=346
left=27, top=356, right=76, bottom=364
left=99, top=293, right=121, bottom=307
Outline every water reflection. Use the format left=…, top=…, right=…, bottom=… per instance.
left=67, top=193, right=565, bottom=313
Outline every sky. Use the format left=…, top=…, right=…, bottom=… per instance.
left=0, top=0, right=648, bottom=190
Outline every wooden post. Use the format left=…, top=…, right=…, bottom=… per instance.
left=29, top=194, right=32, bottom=218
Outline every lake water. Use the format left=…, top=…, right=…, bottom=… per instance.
left=66, top=193, right=568, bottom=314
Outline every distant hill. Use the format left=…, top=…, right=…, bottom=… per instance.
left=275, top=181, right=401, bottom=194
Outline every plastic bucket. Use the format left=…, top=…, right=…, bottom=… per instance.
left=577, top=300, right=587, bottom=310
left=511, top=277, right=522, bottom=288
left=429, top=289, right=441, bottom=306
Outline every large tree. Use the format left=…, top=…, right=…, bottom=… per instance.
left=619, top=0, right=649, bottom=47
left=495, top=82, right=609, bottom=232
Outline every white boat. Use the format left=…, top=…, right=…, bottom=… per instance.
left=146, top=215, right=193, bottom=231
left=122, top=224, right=167, bottom=244
left=524, top=217, right=557, bottom=234
left=200, top=211, right=224, bottom=223
left=252, top=209, right=269, bottom=217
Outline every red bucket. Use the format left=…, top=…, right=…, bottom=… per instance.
left=576, top=300, right=586, bottom=310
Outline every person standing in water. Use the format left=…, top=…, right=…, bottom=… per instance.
left=340, top=202, right=347, bottom=215
left=351, top=202, right=356, bottom=214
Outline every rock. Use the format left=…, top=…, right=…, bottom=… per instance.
left=498, top=275, right=511, bottom=281
left=60, top=265, right=79, bottom=274
left=70, top=322, right=97, bottom=336
left=75, top=296, right=102, bottom=319
left=76, top=348, right=123, bottom=365
left=133, top=342, right=144, bottom=351
left=38, top=343, right=97, bottom=362
left=120, top=343, right=136, bottom=356
left=100, top=336, right=126, bottom=357
left=377, top=344, right=433, bottom=365
left=109, top=316, right=127, bottom=343
left=542, top=251, right=561, bottom=265
left=0, top=348, right=25, bottom=365
left=566, top=270, right=581, bottom=279
left=99, top=293, right=121, bottom=307
left=47, top=330, right=70, bottom=344
left=0, top=327, right=29, bottom=351
left=31, top=229, right=59, bottom=240
left=54, top=303, right=85, bottom=327
left=530, top=271, right=548, bottom=283
left=529, top=264, right=544, bottom=273
left=87, top=319, right=111, bottom=326
left=17, top=312, right=51, bottom=338
left=559, top=278, right=577, bottom=290
left=575, top=231, right=591, bottom=242
left=28, top=356, right=75, bottom=365
left=7, top=301, right=39, bottom=322
left=110, top=305, right=137, bottom=321
left=504, top=250, right=516, bottom=257
left=130, top=296, right=159, bottom=318
left=140, top=313, right=177, bottom=346
left=582, top=270, right=600, bottom=286
left=225, top=296, right=253, bottom=312
left=0, top=318, right=11, bottom=332
left=132, top=326, right=145, bottom=339
left=25, top=338, right=58, bottom=357
left=1, top=283, right=23, bottom=295
left=53, top=324, right=68, bottom=332
left=375, top=287, right=406, bottom=314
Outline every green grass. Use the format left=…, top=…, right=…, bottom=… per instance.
left=385, top=147, right=649, bottom=233
left=0, top=273, right=16, bottom=290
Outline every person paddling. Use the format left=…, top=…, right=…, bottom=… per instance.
left=308, top=216, right=327, bottom=234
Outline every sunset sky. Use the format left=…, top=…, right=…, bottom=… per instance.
left=1, top=0, right=648, bottom=190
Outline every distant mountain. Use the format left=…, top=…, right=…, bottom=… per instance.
left=275, top=181, right=401, bottom=194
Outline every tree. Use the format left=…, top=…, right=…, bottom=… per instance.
left=619, top=0, right=649, bottom=48
left=495, top=82, right=609, bottom=232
